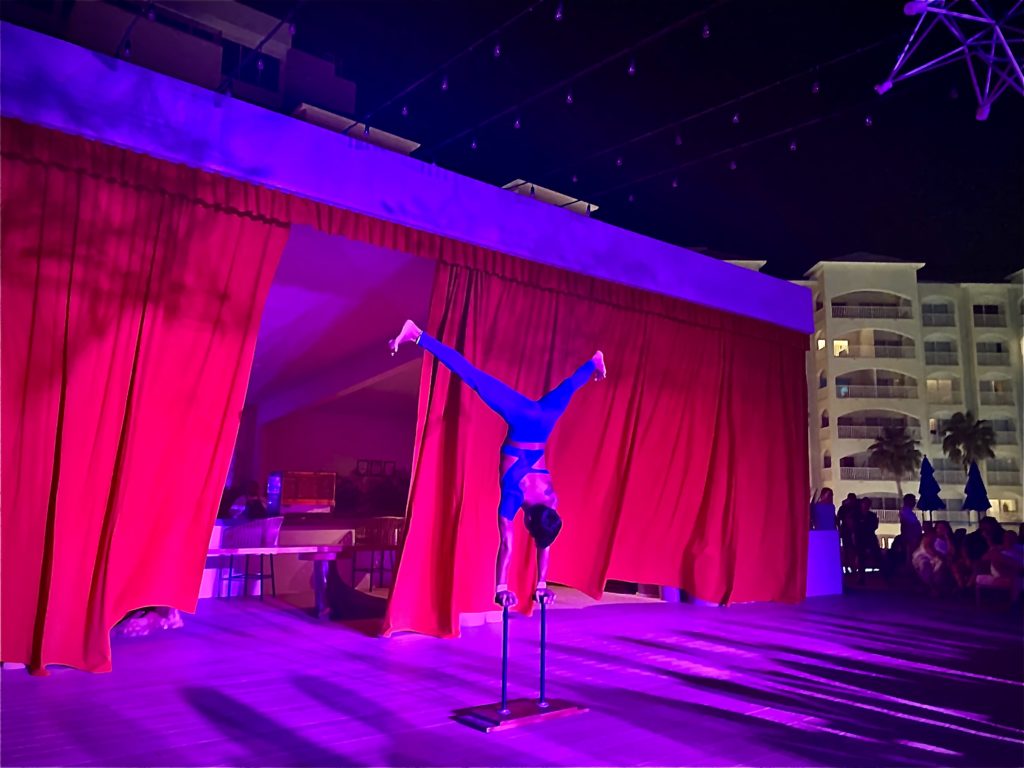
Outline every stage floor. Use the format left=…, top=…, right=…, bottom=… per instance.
left=3, top=590, right=1022, bottom=767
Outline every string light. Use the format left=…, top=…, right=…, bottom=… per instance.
left=514, top=116, right=522, bottom=129
left=616, top=156, right=623, bottom=167
left=257, top=56, right=265, bottom=73
left=671, top=177, right=679, bottom=188
left=555, top=3, right=564, bottom=22
left=441, top=75, right=449, bottom=91
left=401, top=105, right=409, bottom=116
left=471, top=137, right=478, bottom=149
left=627, top=59, right=637, bottom=77
left=566, top=89, right=574, bottom=105
left=789, top=139, right=798, bottom=151
left=729, top=160, right=738, bottom=170
left=494, top=42, right=502, bottom=58
left=702, top=23, right=711, bottom=39
left=811, top=81, right=821, bottom=95
left=864, top=114, right=873, bottom=127
left=674, top=132, right=683, bottom=146
left=628, top=193, right=635, bottom=203
left=731, top=112, right=741, bottom=125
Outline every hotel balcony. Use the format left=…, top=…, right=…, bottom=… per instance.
left=988, top=471, right=1022, bottom=486
left=926, top=390, right=962, bottom=405
left=973, top=313, right=1007, bottom=327
left=837, top=425, right=922, bottom=440
left=837, top=385, right=917, bottom=399
left=924, top=351, right=959, bottom=366
left=840, top=467, right=886, bottom=480
left=934, top=470, right=965, bottom=485
left=994, top=430, right=1018, bottom=445
left=922, top=312, right=955, bottom=327
left=980, top=391, right=1014, bottom=405
left=839, top=345, right=916, bottom=360
left=976, top=352, right=1011, bottom=366
left=832, top=305, right=914, bottom=320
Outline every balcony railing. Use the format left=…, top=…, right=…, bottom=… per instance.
left=924, top=351, right=959, bottom=365
left=922, top=313, right=955, bottom=327
left=836, top=385, right=918, bottom=399
left=980, top=391, right=1014, bottom=405
left=837, top=425, right=922, bottom=440
left=976, top=352, right=1010, bottom=366
left=840, top=467, right=886, bottom=480
left=988, top=471, right=1022, bottom=486
left=832, top=305, right=913, bottom=320
left=927, top=390, right=962, bottom=404
left=973, top=314, right=1007, bottom=327
left=994, top=430, right=1018, bottom=445
left=837, top=345, right=916, bottom=359
left=935, top=470, right=964, bottom=484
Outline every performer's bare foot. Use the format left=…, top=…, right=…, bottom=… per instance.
left=388, top=319, right=422, bottom=356
left=592, top=350, right=607, bottom=380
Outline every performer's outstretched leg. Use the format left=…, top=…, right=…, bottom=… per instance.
left=390, top=320, right=533, bottom=419
left=538, top=351, right=606, bottom=414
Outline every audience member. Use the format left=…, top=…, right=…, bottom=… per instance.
left=811, top=487, right=836, bottom=531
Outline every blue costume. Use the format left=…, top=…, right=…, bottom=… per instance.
left=418, top=333, right=596, bottom=520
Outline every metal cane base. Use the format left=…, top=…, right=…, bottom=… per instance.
left=454, top=698, right=587, bottom=733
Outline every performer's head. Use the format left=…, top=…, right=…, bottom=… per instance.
left=524, top=505, right=562, bottom=549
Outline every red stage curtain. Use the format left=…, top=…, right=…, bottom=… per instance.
left=1, top=120, right=289, bottom=672
left=384, top=249, right=809, bottom=637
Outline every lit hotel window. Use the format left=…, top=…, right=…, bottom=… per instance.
left=833, top=340, right=850, bottom=357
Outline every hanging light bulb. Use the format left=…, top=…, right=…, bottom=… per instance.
left=257, top=56, right=265, bottom=73
left=470, top=137, right=478, bottom=150
left=441, top=75, right=449, bottom=91
left=864, top=114, right=873, bottom=127
left=671, top=177, right=679, bottom=189
left=555, top=3, right=564, bottom=21
left=789, top=140, right=798, bottom=152
left=674, top=132, right=682, bottom=146
left=811, top=81, right=821, bottom=95
left=514, top=116, right=522, bottom=129
left=566, top=89, right=574, bottom=105
left=627, top=193, right=635, bottom=203
left=702, top=23, right=711, bottom=39
left=493, top=42, right=502, bottom=58
left=401, top=105, right=409, bottom=117
left=729, top=160, right=737, bottom=171
left=731, top=112, right=741, bottom=125
left=616, top=157, right=623, bottom=167
left=627, top=59, right=637, bottom=77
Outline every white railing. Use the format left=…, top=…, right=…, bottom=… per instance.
left=973, top=314, right=1007, bottom=327
left=927, top=390, right=962, bottom=404
left=922, top=313, right=955, bottom=327
left=976, top=352, right=1010, bottom=366
left=832, top=305, right=913, bottom=319
left=837, top=425, right=922, bottom=440
left=988, top=471, right=1022, bottom=486
left=994, top=430, right=1018, bottom=445
left=981, top=391, right=1014, bottom=405
left=837, top=345, right=916, bottom=359
left=840, top=467, right=886, bottom=480
left=924, top=351, right=959, bottom=365
left=836, top=385, right=918, bottom=399
left=935, top=470, right=964, bottom=484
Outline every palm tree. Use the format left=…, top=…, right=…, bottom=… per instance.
left=868, top=425, right=922, bottom=497
left=941, top=411, right=996, bottom=473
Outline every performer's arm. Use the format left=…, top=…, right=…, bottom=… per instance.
left=534, top=545, right=556, bottom=605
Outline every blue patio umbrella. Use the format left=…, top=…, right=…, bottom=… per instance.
left=963, top=460, right=991, bottom=527
left=917, top=456, right=946, bottom=522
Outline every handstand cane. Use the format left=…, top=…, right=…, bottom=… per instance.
left=454, top=595, right=587, bottom=732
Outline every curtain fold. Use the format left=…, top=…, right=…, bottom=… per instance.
left=1, top=119, right=289, bottom=672
left=384, top=249, right=809, bottom=637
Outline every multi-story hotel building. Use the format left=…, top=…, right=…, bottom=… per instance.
left=796, top=255, right=1022, bottom=535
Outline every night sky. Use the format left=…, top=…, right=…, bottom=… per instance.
left=248, top=0, right=1024, bottom=282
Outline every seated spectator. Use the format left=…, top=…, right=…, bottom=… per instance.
left=912, top=528, right=954, bottom=595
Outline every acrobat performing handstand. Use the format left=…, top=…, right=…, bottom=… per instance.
left=388, top=320, right=606, bottom=610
